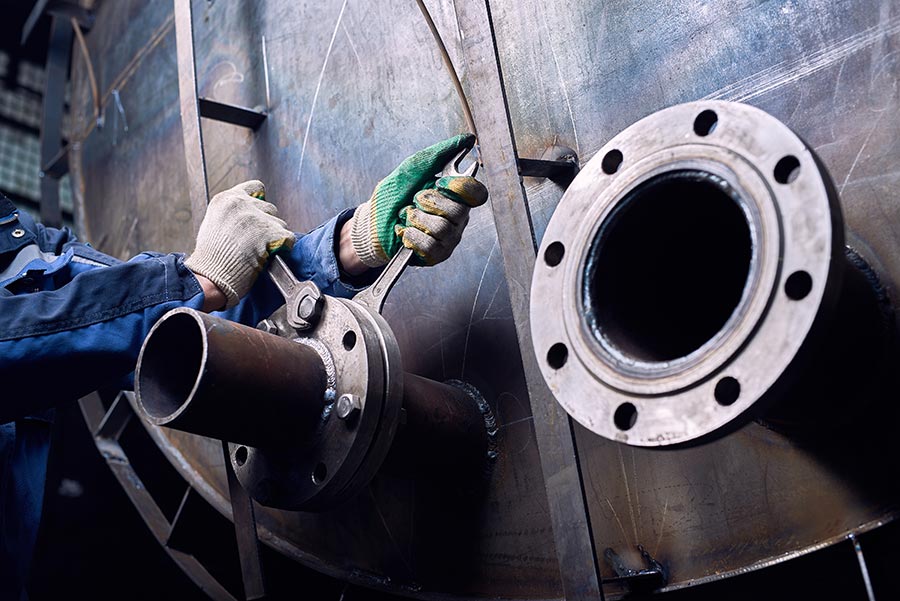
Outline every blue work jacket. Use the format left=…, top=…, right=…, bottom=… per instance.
left=0, top=193, right=365, bottom=599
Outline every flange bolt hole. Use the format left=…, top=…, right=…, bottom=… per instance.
left=614, top=403, right=638, bottom=430
left=544, top=241, right=565, bottom=267
left=312, top=462, right=327, bottom=485
left=547, top=343, right=568, bottom=369
left=602, top=149, right=624, bottom=174
left=784, top=271, right=813, bottom=300
left=693, top=110, right=718, bottom=136
left=234, top=446, right=249, bottom=467
left=714, top=377, right=741, bottom=406
left=774, top=155, right=801, bottom=184
left=342, top=330, right=357, bottom=351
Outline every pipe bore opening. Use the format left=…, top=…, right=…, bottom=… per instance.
left=583, top=169, right=753, bottom=364
left=137, top=312, right=205, bottom=420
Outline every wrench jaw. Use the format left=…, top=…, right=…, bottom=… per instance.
left=354, top=144, right=480, bottom=315
left=442, top=146, right=480, bottom=179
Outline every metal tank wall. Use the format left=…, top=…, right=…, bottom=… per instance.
left=67, top=0, right=900, bottom=599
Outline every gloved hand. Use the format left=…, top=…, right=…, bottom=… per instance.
left=351, top=133, right=488, bottom=267
left=185, top=180, right=294, bottom=309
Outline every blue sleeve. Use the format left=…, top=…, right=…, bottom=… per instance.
left=0, top=210, right=374, bottom=421
left=0, top=253, right=205, bottom=422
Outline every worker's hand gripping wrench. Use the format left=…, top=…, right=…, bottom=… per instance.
left=268, top=145, right=479, bottom=317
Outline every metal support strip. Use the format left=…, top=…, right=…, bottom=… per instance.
left=78, top=392, right=237, bottom=601
left=174, top=0, right=210, bottom=235
left=39, top=16, right=73, bottom=228
left=455, top=1, right=604, bottom=598
left=93, top=391, right=133, bottom=440
left=174, top=1, right=268, bottom=598
left=224, top=442, right=267, bottom=600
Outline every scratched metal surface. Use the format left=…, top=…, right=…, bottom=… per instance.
left=69, top=0, right=560, bottom=599
left=488, top=0, right=900, bottom=593
left=69, top=0, right=900, bottom=597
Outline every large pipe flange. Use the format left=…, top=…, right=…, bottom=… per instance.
left=230, top=296, right=404, bottom=511
left=531, top=100, right=845, bottom=446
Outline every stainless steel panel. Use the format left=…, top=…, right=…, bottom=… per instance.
left=489, top=0, right=900, bottom=592
left=69, top=0, right=560, bottom=598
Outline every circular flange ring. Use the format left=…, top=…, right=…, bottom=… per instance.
left=231, top=294, right=403, bottom=510
left=531, top=100, right=844, bottom=447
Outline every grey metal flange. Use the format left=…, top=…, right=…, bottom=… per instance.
left=229, top=294, right=404, bottom=511
left=531, top=100, right=844, bottom=447
left=227, top=253, right=407, bottom=511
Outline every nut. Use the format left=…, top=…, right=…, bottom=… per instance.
left=335, top=394, right=361, bottom=421
left=298, top=295, right=319, bottom=320
left=257, top=319, right=278, bottom=334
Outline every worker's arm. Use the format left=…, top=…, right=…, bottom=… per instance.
left=0, top=202, right=360, bottom=422
left=0, top=252, right=207, bottom=421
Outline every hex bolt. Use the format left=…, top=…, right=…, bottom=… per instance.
left=335, top=394, right=362, bottom=421
left=297, top=293, right=323, bottom=324
left=257, top=319, right=279, bottom=335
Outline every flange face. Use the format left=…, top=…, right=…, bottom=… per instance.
left=531, top=100, right=843, bottom=446
left=231, top=296, right=402, bottom=510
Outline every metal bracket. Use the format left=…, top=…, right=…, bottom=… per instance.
left=199, top=97, right=267, bottom=130
left=518, top=146, right=579, bottom=186
left=518, top=158, right=578, bottom=181
left=224, top=441, right=267, bottom=601
left=22, top=0, right=94, bottom=44
left=603, top=545, right=667, bottom=592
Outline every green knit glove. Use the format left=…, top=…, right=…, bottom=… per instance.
left=351, top=133, right=487, bottom=267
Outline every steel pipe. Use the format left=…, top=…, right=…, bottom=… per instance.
left=136, top=302, right=493, bottom=510
left=386, top=375, right=494, bottom=476
left=135, top=307, right=328, bottom=449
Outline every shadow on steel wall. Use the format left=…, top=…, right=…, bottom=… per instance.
left=28, top=402, right=900, bottom=601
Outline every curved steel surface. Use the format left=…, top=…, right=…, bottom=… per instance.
left=68, top=0, right=900, bottom=599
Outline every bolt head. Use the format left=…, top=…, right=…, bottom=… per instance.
left=336, top=394, right=361, bottom=420
left=257, top=319, right=278, bottom=334
left=296, top=292, right=323, bottom=325
left=298, top=295, right=317, bottom=320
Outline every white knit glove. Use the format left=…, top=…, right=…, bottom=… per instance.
left=185, top=180, right=295, bottom=308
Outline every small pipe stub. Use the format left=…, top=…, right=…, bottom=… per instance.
left=531, top=101, right=846, bottom=447
left=134, top=307, right=328, bottom=449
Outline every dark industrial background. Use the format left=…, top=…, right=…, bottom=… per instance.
left=3, top=1, right=900, bottom=600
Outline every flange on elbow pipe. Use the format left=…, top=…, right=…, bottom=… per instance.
left=530, top=100, right=892, bottom=447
